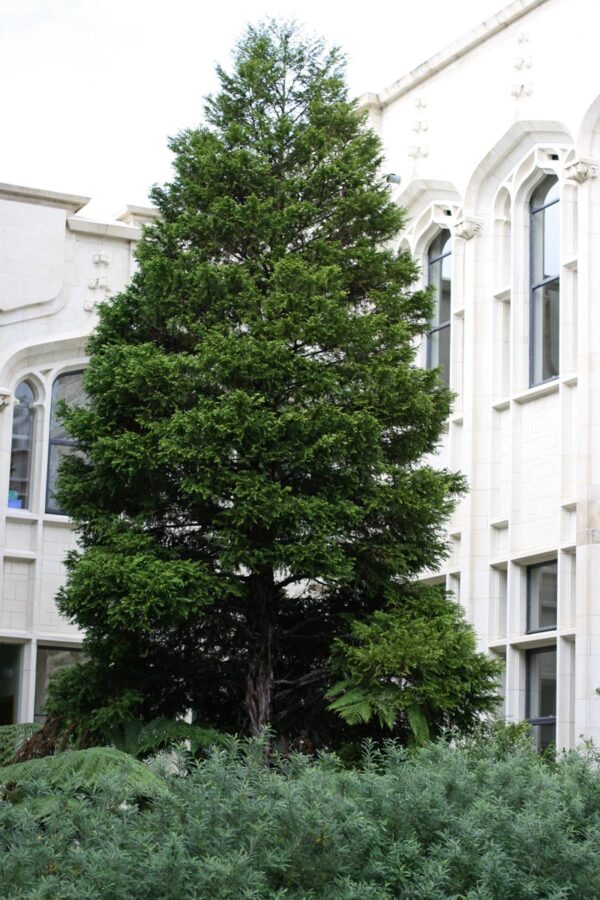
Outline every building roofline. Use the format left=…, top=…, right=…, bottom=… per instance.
left=358, top=0, right=550, bottom=113
left=67, top=217, right=142, bottom=241
left=114, top=204, right=159, bottom=227
left=0, top=182, right=90, bottom=213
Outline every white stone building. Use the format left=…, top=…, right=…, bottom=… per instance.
left=361, top=0, right=600, bottom=750
left=1, top=0, right=600, bottom=749
left=0, top=184, right=156, bottom=726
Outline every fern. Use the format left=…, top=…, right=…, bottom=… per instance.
left=0, top=747, right=170, bottom=800
left=105, top=717, right=226, bottom=758
left=0, top=723, right=41, bottom=765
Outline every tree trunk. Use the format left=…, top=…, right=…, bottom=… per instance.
left=245, top=573, right=274, bottom=735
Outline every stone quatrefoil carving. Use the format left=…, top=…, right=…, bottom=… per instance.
left=85, top=252, right=111, bottom=311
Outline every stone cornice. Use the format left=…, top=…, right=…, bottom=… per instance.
left=67, top=217, right=142, bottom=241
left=0, top=182, right=90, bottom=213
left=115, top=204, right=160, bottom=226
left=357, top=0, right=550, bottom=113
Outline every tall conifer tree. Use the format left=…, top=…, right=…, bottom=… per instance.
left=50, top=22, right=499, bottom=741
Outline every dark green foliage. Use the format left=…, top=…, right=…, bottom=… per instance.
left=103, top=717, right=227, bottom=757
left=49, top=21, right=480, bottom=741
left=3, top=730, right=600, bottom=898
left=328, top=584, right=503, bottom=741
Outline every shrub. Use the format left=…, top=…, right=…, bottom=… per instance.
left=2, top=728, right=600, bottom=897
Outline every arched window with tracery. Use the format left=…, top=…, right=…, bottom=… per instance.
left=530, top=176, right=560, bottom=386
left=427, top=229, right=452, bottom=386
left=46, top=370, right=85, bottom=514
left=8, top=380, right=35, bottom=510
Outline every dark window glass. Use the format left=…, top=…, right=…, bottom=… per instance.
left=427, top=230, right=452, bottom=386
left=34, top=647, right=82, bottom=723
left=0, top=644, right=22, bottom=725
left=526, top=647, right=556, bottom=750
left=527, top=561, right=558, bottom=633
left=530, top=176, right=559, bottom=387
left=46, top=371, right=85, bottom=514
left=531, top=282, right=560, bottom=384
left=8, top=381, right=35, bottom=510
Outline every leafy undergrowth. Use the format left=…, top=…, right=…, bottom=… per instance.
left=2, top=730, right=600, bottom=898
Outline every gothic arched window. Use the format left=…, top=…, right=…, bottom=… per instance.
left=427, top=229, right=452, bottom=386
left=8, top=380, right=35, bottom=510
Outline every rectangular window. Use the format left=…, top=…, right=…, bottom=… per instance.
left=427, top=326, right=451, bottom=383
left=531, top=281, right=559, bottom=385
left=0, top=644, right=22, bottom=725
left=34, top=647, right=82, bottom=723
left=526, top=646, right=556, bottom=750
left=527, top=561, right=557, bottom=633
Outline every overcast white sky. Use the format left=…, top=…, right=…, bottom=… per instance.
left=1, top=0, right=504, bottom=218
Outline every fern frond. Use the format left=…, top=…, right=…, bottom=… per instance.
left=0, top=747, right=170, bottom=800
left=327, top=690, right=375, bottom=725
left=0, top=723, right=41, bottom=765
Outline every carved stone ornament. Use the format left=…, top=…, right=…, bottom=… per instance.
left=513, top=55, right=532, bottom=70
left=453, top=218, right=482, bottom=240
left=85, top=252, right=112, bottom=310
left=87, top=275, right=111, bottom=292
left=0, top=388, right=11, bottom=411
left=565, top=158, right=599, bottom=184
left=510, top=82, right=533, bottom=98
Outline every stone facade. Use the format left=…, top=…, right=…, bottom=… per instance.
left=0, top=184, right=155, bottom=724
left=363, top=0, right=600, bottom=749
left=1, top=0, right=600, bottom=747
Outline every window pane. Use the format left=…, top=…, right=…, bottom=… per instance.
left=428, top=325, right=450, bottom=386
left=9, top=381, right=35, bottom=510
left=0, top=644, right=22, bottom=725
left=34, top=647, right=81, bottom=723
left=528, top=562, right=557, bottom=632
left=47, top=371, right=86, bottom=515
left=532, top=202, right=560, bottom=285
left=542, top=201, right=560, bottom=280
left=531, top=280, right=559, bottom=384
left=428, top=230, right=452, bottom=261
left=530, top=722, right=556, bottom=751
left=527, top=648, right=556, bottom=720
left=531, top=175, right=559, bottom=211
left=46, top=443, right=84, bottom=514
left=428, top=258, right=451, bottom=325
left=49, top=372, right=85, bottom=440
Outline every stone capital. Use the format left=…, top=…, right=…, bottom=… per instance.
left=453, top=217, right=482, bottom=240
left=565, top=158, right=599, bottom=184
